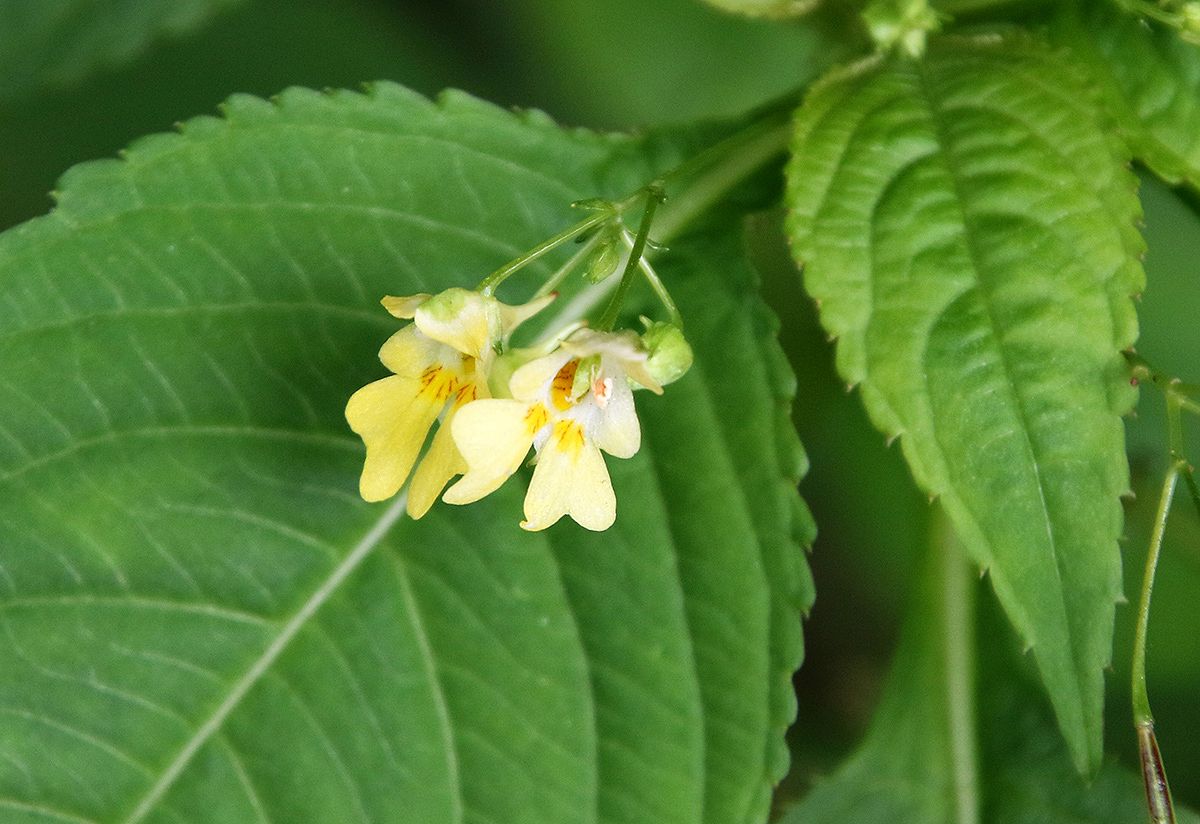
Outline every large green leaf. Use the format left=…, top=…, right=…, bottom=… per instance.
left=0, top=0, right=243, bottom=102
left=1051, top=2, right=1200, bottom=191
left=778, top=519, right=1200, bottom=824
left=785, top=37, right=1144, bottom=773
left=0, top=85, right=810, bottom=823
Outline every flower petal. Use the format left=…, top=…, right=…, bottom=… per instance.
left=414, top=287, right=492, bottom=359
left=508, top=349, right=574, bottom=401
left=381, top=294, right=431, bottom=319
left=345, top=375, right=444, bottom=502
left=443, top=399, right=541, bottom=505
left=379, top=326, right=447, bottom=377
left=593, top=376, right=641, bottom=459
left=498, top=292, right=556, bottom=333
left=521, top=420, right=615, bottom=532
left=407, top=411, right=467, bottom=519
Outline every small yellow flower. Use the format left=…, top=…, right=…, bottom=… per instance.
left=444, top=329, right=660, bottom=532
left=345, top=287, right=552, bottom=516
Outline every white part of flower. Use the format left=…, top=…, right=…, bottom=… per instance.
left=590, top=365, right=640, bottom=459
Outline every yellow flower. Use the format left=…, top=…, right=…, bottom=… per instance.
left=444, top=330, right=660, bottom=531
left=345, top=288, right=552, bottom=516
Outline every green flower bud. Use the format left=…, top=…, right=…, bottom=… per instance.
left=641, top=321, right=693, bottom=387
left=584, top=226, right=623, bottom=284
left=419, top=286, right=473, bottom=319
left=862, top=0, right=939, bottom=58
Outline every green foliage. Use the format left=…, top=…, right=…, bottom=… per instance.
left=0, top=0, right=244, bottom=102
left=0, top=85, right=809, bottom=823
left=1051, top=2, right=1200, bottom=191
left=779, top=523, right=1200, bottom=824
left=785, top=36, right=1144, bottom=773
left=6, top=0, right=1200, bottom=821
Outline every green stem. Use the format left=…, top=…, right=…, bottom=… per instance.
left=1178, top=395, right=1200, bottom=417
left=597, top=186, right=664, bottom=331
left=619, top=229, right=683, bottom=327
left=1124, top=349, right=1182, bottom=823
left=935, top=511, right=981, bottom=824
left=1132, top=463, right=1179, bottom=726
left=476, top=208, right=615, bottom=296
left=533, top=231, right=603, bottom=299
left=1114, top=0, right=1184, bottom=25
left=653, top=115, right=792, bottom=242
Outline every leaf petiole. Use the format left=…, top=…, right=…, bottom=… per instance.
left=1132, top=461, right=1179, bottom=824
left=1125, top=350, right=1189, bottom=824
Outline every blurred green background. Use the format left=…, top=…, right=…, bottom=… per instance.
left=3, top=0, right=1198, bottom=811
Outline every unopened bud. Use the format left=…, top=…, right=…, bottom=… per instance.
left=641, top=321, right=693, bottom=387
left=418, top=287, right=475, bottom=323
left=584, top=226, right=624, bottom=284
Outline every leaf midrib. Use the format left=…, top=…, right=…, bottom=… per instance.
left=119, top=493, right=409, bottom=824
left=910, top=58, right=1074, bottom=677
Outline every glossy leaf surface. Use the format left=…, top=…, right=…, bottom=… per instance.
left=786, top=37, right=1144, bottom=773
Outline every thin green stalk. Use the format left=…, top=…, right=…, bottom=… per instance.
left=1132, top=464, right=1179, bottom=824
left=935, top=511, right=980, bottom=824
left=653, top=116, right=792, bottom=242
left=1178, top=395, right=1200, bottom=417
left=533, top=231, right=603, bottom=299
left=476, top=209, right=615, bottom=296
left=1124, top=350, right=1185, bottom=823
left=1114, top=0, right=1184, bottom=26
left=1133, top=464, right=1179, bottom=726
left=597, top=186, right=664, bottom=331
left=620, top=229, right=683, bottom=327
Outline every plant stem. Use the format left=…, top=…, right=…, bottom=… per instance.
left=653, top=115, right=793, bottom=242
left=1114, top=0, right=1184, bottom=26
left=935, top=511, right=980, bottom=824
left=1132, top=464, right=1178, bottom=726
left=503, top=101, right=798, bottom=331
left=1132, top=463, right=1179, bottom=824
left=621, top=229, right=683, bottom=327
left=598, top=186, right=664, bottom=331
left=476, top=209, right=615, bottom=296
left=533, top=231, right=604, bottom=299
left=1124, top=349, right=1182, bottom=823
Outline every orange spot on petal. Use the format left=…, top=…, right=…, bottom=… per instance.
left=551, top=360, right=579, bottom=411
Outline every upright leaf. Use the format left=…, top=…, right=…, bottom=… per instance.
left=785, top=36, right=1144, bottom=772
left=0, top=0, right=244, bottom=101
left=1051, top=3, right=1200, bottom=191
left=0, top=84, right=810, bottom=824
